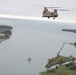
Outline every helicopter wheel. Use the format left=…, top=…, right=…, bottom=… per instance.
left=48, top=17, right=50, bottom=19
left=53, top=17, right=55, bottom=19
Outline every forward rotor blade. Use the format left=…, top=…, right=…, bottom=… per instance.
left=48, top=7, right=61, bottom=8
left=33, top=3, right=61, bottom=8
left=33, top=3, right=44, bottom=7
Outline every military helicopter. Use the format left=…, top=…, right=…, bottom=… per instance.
left=34, top=4, right=73, bottom=19
left=42, top=7, right=73, bottom=19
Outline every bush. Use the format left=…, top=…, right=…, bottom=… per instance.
left=46, top=69, right=55, bottom=73
left=47, top=69, right=50, bottom=73
left=56, top=66, right=58, bottom=69
left=69, top=65, right=76, bottom=70
left=50, top=69, right=55, bottom=73
left=58, top=74, right=61, bottom=75
left=65, top=64, right=69, bottom=67
left=69, top=62, right=73, bottom=66
left=65, top=62, right=74, bottom=67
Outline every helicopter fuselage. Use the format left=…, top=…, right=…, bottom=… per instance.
left=42, top=7, right=58, bottom=19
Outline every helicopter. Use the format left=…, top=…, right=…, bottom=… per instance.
left=42, top=7, right=73, bottom=19
left=34, top=4, right=73, bottom=19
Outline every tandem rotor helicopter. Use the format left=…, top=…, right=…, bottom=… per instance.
left=34, top=4, right=73, bottom=19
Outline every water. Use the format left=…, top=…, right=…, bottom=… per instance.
left=0, top=18, right=76, bottom=75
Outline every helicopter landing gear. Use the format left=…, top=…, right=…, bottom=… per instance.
left=53, top=17, right=55, bottom=19
left=48, top=17, right=50, bottom=19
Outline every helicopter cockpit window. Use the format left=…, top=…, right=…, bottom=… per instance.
left=44, top=7, right=48, bottom=11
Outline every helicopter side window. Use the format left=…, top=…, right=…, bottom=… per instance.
left=43, top=11, right=46, bottom=13
left=51, top=13, right=53, bottom=15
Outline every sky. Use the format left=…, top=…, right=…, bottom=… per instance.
left=0, top=0, right=76, bottom=22
left=0, top=1, right=76, bottom=74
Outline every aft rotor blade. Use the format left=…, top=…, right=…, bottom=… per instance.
left=58, top=9, right=73, bottom=11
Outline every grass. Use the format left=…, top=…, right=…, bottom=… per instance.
left=46, top=55, right=76, bottom=68
left=40, top=62, right=76, bottom=75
